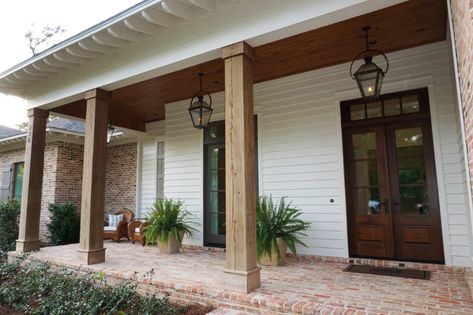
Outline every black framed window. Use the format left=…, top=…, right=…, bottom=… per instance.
left=203, top=118, right=258, bottom=247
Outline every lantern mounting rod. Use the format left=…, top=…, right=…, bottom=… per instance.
left=349, top=26, right=389, bottom=79
left=198, top=72, right=203, bottom=90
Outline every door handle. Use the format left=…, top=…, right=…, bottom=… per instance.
left=379, top=198, right=389, bottom=214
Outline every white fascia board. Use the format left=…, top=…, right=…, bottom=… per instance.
left=0, top=133, right=26, bottom=143
left=27, top=0, right=406, bottom=109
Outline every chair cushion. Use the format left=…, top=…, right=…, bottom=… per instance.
left=104, top=226, right=117, bottom=231
left=108, top=214, right=123, bottom=227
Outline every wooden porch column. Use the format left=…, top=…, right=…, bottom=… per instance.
left=222, top=41, right=260, bottom=293
left=16, top=108, right=48, bottom=252
left=77, top=89, right=110, bottom=265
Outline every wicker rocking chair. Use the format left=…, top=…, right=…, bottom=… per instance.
left=103, top=209, right=134, bottom=242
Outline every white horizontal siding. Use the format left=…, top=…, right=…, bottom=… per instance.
left=159, top=41, right=471, bottom=266
left=164, top=96, right=219, bottom=246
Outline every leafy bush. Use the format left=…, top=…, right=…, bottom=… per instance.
left=0, top=256, right=188, bottom=315
left=143, top=198, right=198, bottom=245
left=0, top=200, right=20, bottom=258
left=256, top=195, right=311, bottom=260
left=47, top=203, right=80, bottom=245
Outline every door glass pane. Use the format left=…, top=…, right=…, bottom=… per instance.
left=395, top=127, right=428, bottom=215
left=402, top=95, right=420, bottom=114
left=355, top=188, right=381, bottom=215
left=209, top=146, right=225, bottom=235
left=351, top=104, right=366, bottom=121
left=384, top=98, right=401, bottom=116
left=366, top=101, right=382, bottom=119
left=352, top=132, right=380, bottom=215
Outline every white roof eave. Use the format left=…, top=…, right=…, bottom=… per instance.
left=0, top=0, right=219, bottom=97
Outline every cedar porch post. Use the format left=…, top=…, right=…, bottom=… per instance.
left=77, top=89, right=110, bottom=265
left=16, top=108, right=48, bottom=252
left=222, top=41, right=260, bottom=293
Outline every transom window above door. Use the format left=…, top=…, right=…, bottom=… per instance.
left=342, top=88, right=429, bottom=123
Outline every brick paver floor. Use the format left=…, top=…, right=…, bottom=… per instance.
left=12, top=241, right=473, bottom=314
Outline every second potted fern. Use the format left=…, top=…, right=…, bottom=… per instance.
left=256, top=195, right=310, bottom=266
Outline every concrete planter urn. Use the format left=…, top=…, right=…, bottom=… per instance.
left=158, top=232, right=183, bottom=254
left=260, top=239, right=287, bottom=266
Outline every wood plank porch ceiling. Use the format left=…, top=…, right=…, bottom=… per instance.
left=53, top=0, right=446, bottom=132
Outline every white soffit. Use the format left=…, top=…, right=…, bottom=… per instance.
left=0, top=0, right=407, bottom=107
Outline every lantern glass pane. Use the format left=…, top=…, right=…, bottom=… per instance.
left=189, top=108, right=202, bottom=127
left=201, top=107, right=212, bottom=128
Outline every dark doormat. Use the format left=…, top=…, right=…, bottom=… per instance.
left=343, top=264, right=430, bottom=280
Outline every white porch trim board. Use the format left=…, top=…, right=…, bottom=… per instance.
left=446, top=0, right=473, bottom=267
left=136, top=41, right=472, bottom=267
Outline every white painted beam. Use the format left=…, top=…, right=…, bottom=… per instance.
left=4, top=76, right=30, bottom=86
left=43, top=56, right=74, bottom=68
left=78, top=38, right=115, bottom=53
left=188, top=0, right=215, bottom=12
left=92, top=32, right=131, bottom=48
left=108, top=22, right=148, bottom=41
left=13, top=72, right=39, bottom=82
left=32, top=61, right=63, bottom=73
left=23, top=66, right=49, bottom=78
left=124, top=15, right=164, bottom=35
left=66, top=45, right=101, bottom=58
left=53, top=50, right=89, bottom=64
left=142, top=7, right=175, bottom=28
left=161, top=0, right=195, bottom=20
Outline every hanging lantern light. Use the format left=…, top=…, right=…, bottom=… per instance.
left=107, top=121, right=115, bottom=144
left=188, top=72, right=213, bottom=129
left=349, top=26, right=389, bottom=100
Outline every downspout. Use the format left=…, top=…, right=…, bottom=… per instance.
left=447, top=0, right=473, bottom=268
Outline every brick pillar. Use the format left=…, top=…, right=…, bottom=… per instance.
left=16, top=108, right=48, bottom=252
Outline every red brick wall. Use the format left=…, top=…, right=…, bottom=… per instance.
left=40, top=144, right=59, bottom=240
left=105, top=142, right=137, bottom=215
left=0, top=140, right=138, bottom=243
left=54, top=142, right=83, bottom=213
left=0, top=144, right=59, bottom=241
left=53, top=141, right=138, bottom=216
left=451, top=0, right=473, bottom=190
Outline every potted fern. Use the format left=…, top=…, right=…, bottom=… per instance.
left=256, top=195, right=310, bottom=266
left=143, top=198, right=198, bottom=254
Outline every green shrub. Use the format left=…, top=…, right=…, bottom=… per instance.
left=0, top=200, right=20, bottom=257
left=256, top=195, right=311, bottom=260
left=47, top=203, right=80, bottom=245
left=0, top=256, right=185, bottom=315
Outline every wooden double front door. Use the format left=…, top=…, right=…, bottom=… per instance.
left=342, top=88, right=444, bottom=263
